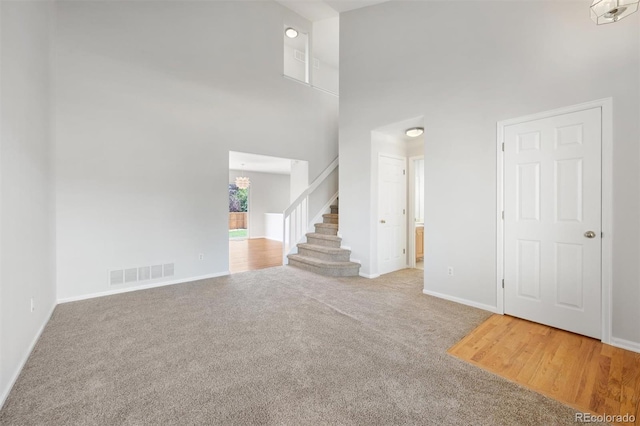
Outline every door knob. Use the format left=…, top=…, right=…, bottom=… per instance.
left=380, top=220, right=386, bottom=224
left=584, top=231, right=596, bottom=239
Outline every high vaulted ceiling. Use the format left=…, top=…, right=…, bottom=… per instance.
left=275, top=0, right=390, bottom=22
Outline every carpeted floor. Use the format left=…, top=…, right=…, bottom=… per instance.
left=0, top=267, right=602, bottom=425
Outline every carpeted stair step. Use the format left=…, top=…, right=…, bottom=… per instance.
left=297, top=243, right=351, bottom=262
left=322, top=213, right=339, bottom=224
left=330, top=204, right=339, bottom=214
left=305, top=233, right=341, bottom=248
left=314, top=222, right=338, bottom=236
left=287, top=254, right=360, bottom=277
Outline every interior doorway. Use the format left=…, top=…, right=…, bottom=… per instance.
left=228, top=151, right=308, bottom=274
left=371, top=116, right=425, bottom=277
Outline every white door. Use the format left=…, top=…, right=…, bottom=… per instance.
left=504, top=107, right=602, bottom=339
left=378, top=154, right=407, bottom=275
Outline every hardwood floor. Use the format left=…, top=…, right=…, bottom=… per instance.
left=229, top=238, right=282, bottom=274
left=449, top=314, right=640, bottom=425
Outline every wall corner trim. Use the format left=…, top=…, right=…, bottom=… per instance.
left=0, top=303, right=56, bottom=411
left=359, top=272, right=380, bottom=279
left=57, top=272, right=230, bottom=304
left=422, top=289, right=500, bottom=314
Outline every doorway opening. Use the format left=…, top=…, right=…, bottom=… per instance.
left=371, top=116, right=425, bottom=277
left=228, top=151, right=308, bottom=274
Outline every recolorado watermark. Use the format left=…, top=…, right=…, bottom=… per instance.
left=575, top=412, right=635, bottom=423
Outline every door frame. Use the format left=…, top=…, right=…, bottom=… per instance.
left=408, top=155, right=424, bottom=269
left=496, top=97, right=613, bottom=344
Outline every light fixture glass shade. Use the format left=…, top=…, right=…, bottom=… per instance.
left=235, top=176, right=250, bottom=189
left=591, top=0, right=639, bottom=24
left=285, top=27, right=298, bottom=38
left=405, top=127, right=424, bottom=138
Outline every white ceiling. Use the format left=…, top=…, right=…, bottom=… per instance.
left=229, top=151, right=296, bottom=175
left=324, top=0, right=391, bottom=14
left=275, top=0, right=391, bottom=22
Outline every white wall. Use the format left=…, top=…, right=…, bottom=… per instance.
left=289, top=159, right=308, bottom=203
left=0, top=1, right=56, bottom=407
left=228, top=170, right=290, bottom=238
left=340, top=2, right=640, bottom=345
left=54, top=1, right=338, bottom=300
left=312, top=17, right=339, bottom=94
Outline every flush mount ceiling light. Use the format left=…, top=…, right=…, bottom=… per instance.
left=235, top=164, right=250, bottom=189
left=591, top=0, right=639, bottom=24
left=405, top=127, right=424, bottom=138
left=285, top=27, right=299, bottom=38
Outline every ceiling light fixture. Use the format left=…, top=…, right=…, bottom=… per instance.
left=285, top=27, right=299, bottom=38
left=405, top=127, right=424, bottom=138
left=235, top=164, right=250, bottom=189
left=591, top=0, right=639, bottom=24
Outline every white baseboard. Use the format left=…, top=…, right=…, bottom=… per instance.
left=422, top=289, right=499, bottom=314
left=57, top=272, right=230, bottom=304
left=0, top=302, right=56, bottom=410
left=359, top=272, right=380, bottom=279
left=610, top=337, right=640, bottom=354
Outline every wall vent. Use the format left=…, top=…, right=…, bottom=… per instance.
left=109, top=262, right=175, bottom=285
left=163, top=263, right=175, bottom=277
left=151, top=264, right=163, bottom=280
left=110, top=270, right=124, bottom=286
left=124, top=268, right=138, bottom=283
left=138, top=266, right=150, bottom=281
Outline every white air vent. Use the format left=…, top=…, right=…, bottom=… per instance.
left=124, top=268, right=138, bottom=283
left=109, top=262, right=174, bottom=285
left=110, top=270, right=124, bottom=286
left=151, top=264, right=163, bottom=279
left=138, top=266, right=150, bottom=281
left=313, top=58, right=320, bottom=69
left=294, top=49, right=306, bottom=63
left=163, top=263, right=174, bottom=277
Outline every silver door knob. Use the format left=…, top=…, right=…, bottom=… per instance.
left=380, top=220, right=386, bottom=224
left=584, top=231, right=596, bottom=239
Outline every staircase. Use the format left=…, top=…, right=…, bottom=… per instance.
left=287, top=203, right=360, bottom=277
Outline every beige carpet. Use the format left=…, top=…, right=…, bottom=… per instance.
left=0, top=267, right=600, bottom=425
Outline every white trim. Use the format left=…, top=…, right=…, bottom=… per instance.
left=359, top=272, right=380, bottom=279
left=610, top=337, right=640, bottom=354
left=496, top=97, right=613, bottom=344
left=422, top=289, right=499, bottom=314
left=0, top=302, right=56, bottom=410
left=408, top=155, right=424, bottom=269
left=57, top=272, right=229, bottom=304
left=496, top=121, right=505, bottom=314
left=600, top=98, right=613, bottom=345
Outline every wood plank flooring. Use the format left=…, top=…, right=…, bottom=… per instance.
left=449, top=314, right=640, bottom=425
left=229, top=238, right=282, bottom=274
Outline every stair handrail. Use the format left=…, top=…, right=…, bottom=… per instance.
left=282, top=156, right=339, bottom=264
